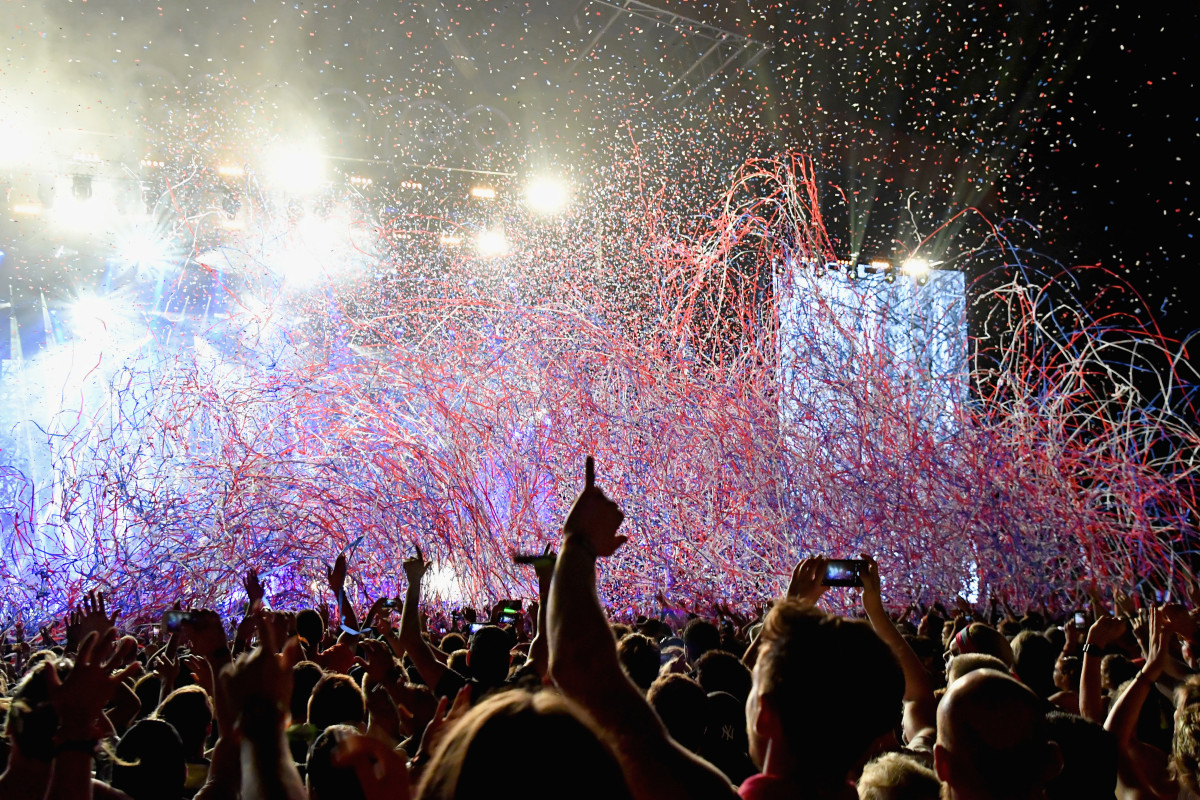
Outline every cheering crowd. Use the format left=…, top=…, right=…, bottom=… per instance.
left=2, top=458, right=1199, bottom=799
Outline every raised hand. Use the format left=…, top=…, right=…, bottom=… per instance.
left=77, top=590, right=118, bottom=646
left=786, top=556, right=828, bottom=605
left=1086, top=614, right=1129, bottom=649
left=859, top=553, right=883, bottom=613
left=243, top=568, right=265, bottom=612
left=328, top=552, right=348, bottom=596
left=64, top=608, right=83, bottom=652
left=47, top=631, right=139, bottom=743
left=532, top=543, right=557, bottom=581
left=1142, top=607, right=1171, bottom=680
left=182, top=609, right=228, bottom=659
left=218, top=618, right=301, bottom=734
left=403, top=545, right=432, bottom=585
left=359, top=638, right=396, bottom=685
left=562, top=456, right=626, bottom=557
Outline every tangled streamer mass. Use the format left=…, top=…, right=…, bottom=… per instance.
left=2, top=153, right=1198, bottom=622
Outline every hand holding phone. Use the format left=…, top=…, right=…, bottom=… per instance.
left=822, top=559, right=865, bottom=588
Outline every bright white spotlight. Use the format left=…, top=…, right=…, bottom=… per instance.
left=475, top=227, right=509, bottom=258
left=525, top=176, right=570, bottom=215
left=71, top=294, right=122, bottom=340
left=901, top=257, right=931, bottom=277
left=265, top=143, right=326, bottom=194
left=114, top=223, right=176, bottom=273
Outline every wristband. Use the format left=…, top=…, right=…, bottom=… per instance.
left=1081, top=642, right=1098, bottom=656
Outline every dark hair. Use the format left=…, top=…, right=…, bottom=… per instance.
left=1044, top=710, right=1118, bottom=800
left=308, top=672, right=365, bottom=731
left=154, top=685, right=213, bottom=757
left=291, top=660, right=325, bottom=724
left=296, top=609, right=324, bottom=649
left=467, top=625, right=511, bottom=688
left=695, top=650, right=752, bottom=704
left=757, top=601, right=904, bottom=785
left=132, top=673, right=163, bottom=721
left=682, top=619, right=721, bottom=663
left=1011, top=631, right=1058, bottom=699
left=113, top=718, right=187, bottom=800
left=440, top=633, right=466, bottom=653
left=418, top=690, right=632, bottom=800
left=307, top=724, right=367, bottom=800
left=647, top=674, right=707, bottom=753
left=617, top=633, right=661, bottom=692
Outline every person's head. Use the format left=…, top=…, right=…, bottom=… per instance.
left=1043, top=711, right=1117, bottom=800
left=935, top=670, right=1062, bottom=800
left=695, top=650, right=752, bottom=704
left=447, top=648, right=470, bottom=676
left=417, top=689, right=633, bottom=800
left=747, top=601, right=904, bottom=790
left=440, top=633, right=466, bottom=653
left=857, top=752, right=941, bottom=800
left=947, top=652, right=1011, bottom=686
left=1053, top=655, right=1081, bottom=695
left=1010, top=631, right=1057, bottom=699
left=154, top=685, right=213, bottom=760
left=1173, top=702, right=1200, bottom=795
left=944, top=623, right=1014, bottom=667
left=700, top=690, right=756, bottom=785
left=112, top=718, right=187, bottom=800
left=4, top=655, right=73, bottom=762
left=682, top=618, right=721, bottom=663
left=647, top=674, right=707, bottom=752
left=1100, top=654, right=1137, bottom=693
left=291, top=660, right=324, bottom=724
left=308, top=672, right=366, bottom=731
left=132, top=673, right=163, bottom=720
left=307, top=724, right=367, bottom=800
left=617, top=633, right=661, bottom=693
left=467, top=625, right=511, bottom=688
left=296, top=608, right=324, bottom=650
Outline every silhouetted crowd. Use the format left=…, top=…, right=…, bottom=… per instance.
left=3, top=459, right=1199, bottom=799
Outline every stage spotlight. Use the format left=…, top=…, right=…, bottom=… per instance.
left=475, top=227, right=508, bottom=257
left=12, top=203, right=43, bottom=216
left=901, top=257, right=931, bottom=277
left=114, top=225, right=176, bottom=273
left=470, top=185, right=497, bottom=200
left=72, top=175, right=93, bottom=201
left=70, top=294, right=121, bottom=339
left=868, top=259, right=890, bottom=272
left=265, top=144, right=325, bottom=194
left=525, top=176, right=570, bottom=215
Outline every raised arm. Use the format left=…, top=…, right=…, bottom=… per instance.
left=1080, top=615, right=1127, bottom=723
left=525, top=546, right=556, bottom=679
left=548, top=456, right=736, bottom=800
left=1104, top=607, right=1172, bottom=800
left=397, top=547, right=450, bottom=691
left=859, top=555, right=936, bottom=744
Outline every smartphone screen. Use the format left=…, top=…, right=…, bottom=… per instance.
left=822, top=559, right=863, bottom=587
left=1074, top=611, right=1087, bottom=627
